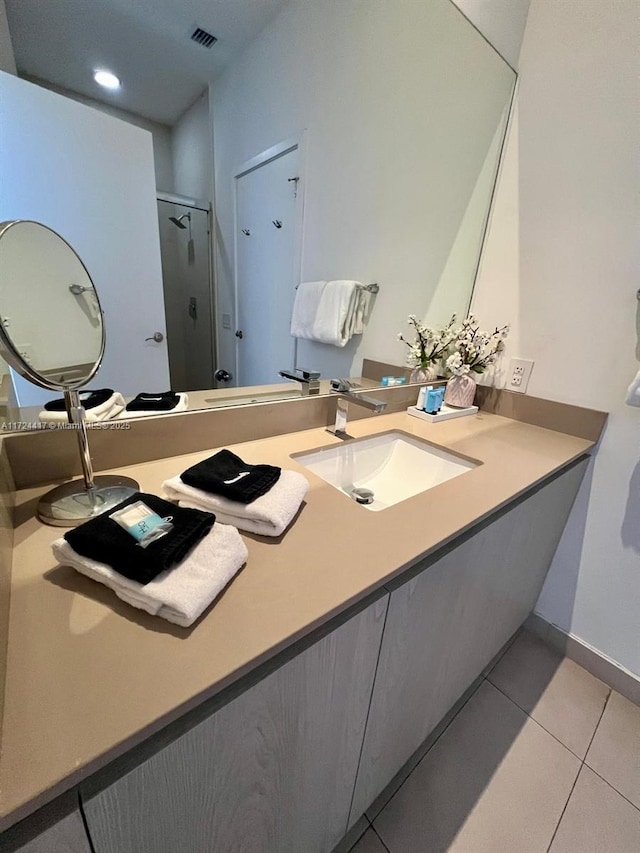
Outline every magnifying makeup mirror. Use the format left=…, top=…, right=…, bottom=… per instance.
left=0, top=220, right=139, bottom=525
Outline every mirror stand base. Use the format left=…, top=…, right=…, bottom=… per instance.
left=37, top=474, right=140, bottom=527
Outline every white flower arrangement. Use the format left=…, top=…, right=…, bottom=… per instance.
left=445, top=315, right=509, bottom=377
left=397, top=314, right=457, bottom=371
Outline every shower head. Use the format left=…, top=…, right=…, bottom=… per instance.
left=169, top=213, right=191, bottom=229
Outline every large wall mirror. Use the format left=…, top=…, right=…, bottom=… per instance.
left=0, top=0, right=515, bottom=426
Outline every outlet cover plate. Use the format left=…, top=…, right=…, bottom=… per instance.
left=507, top=358, right=534, bottom=394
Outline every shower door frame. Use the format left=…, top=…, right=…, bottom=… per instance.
left=156, top=191, right=216, bottom=391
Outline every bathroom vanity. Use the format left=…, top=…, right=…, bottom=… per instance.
left=0, top=400, right=605, bottom=852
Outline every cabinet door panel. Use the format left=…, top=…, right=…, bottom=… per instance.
left=349, top=460, right=587, bottom=823
left=83, top=595, right=387, bottom=853
left=7, top=810, right=91, bottom=853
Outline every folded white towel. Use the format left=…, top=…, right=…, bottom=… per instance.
left=626, top=370, right=640, bottom=407
left=163, top=469, right=309, bottom=537
left=39, top=392, right=125, bottom=424
left=52, top=524, right=248, bottom=628
left=352, top=288, right=372, bottom=335
left=290, top=281, right=327, bottom=340
left=312, top=280, right=363, bottom=347
left=118, top=392, right=189, bottom=419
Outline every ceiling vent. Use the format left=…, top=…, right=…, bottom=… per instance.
left=191, top=27, right=217, bottom=49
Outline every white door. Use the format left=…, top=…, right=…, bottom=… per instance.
left=235, top=147, right=300, bottom=386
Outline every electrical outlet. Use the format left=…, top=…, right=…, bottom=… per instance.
left=507, top=358, right=534, bottom=394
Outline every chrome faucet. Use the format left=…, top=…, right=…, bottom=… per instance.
left=278, top=367, right=321, bottom=396
left=328, top=388, right=387, bottom=439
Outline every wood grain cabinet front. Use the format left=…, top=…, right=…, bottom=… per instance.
left=81, top=595, right=388, bottom=853
left=3, top=809, right=92, bottom=853
left=348, top=458, right=588, bottom=824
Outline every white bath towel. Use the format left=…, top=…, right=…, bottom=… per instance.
left=626, top=370, right=640, bottom=407
left=39, top=391, right=125, bottom=424
left=118, top=392, right=189, bottom=419
left=52, top=524, right=248, bottom=628
left=352, top=288, right=372, bottom=335
left=163, top=469, right=309, bottom=537
left=312, top=280, right=369, bottom=347
left=290, top=281, right=327, bottom=339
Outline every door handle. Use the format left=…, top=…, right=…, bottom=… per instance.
left=145, top=332, right=164, bottom=343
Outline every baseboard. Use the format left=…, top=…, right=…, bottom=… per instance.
left=525, top=613, right=640, bottom=706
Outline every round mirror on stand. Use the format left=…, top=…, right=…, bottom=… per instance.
left=0, top=220, right=139, bottom=525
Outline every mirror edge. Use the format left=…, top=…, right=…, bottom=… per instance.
left=0, top=219, right=107, bottom=392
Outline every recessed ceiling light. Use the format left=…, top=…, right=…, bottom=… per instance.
left=93, top=70, right=121, bottom=90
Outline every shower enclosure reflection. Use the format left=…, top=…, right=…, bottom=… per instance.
left=157, top=197, right=214, bottom=391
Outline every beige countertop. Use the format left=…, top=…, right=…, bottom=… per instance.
left=0, top=409, right=595, bottom=829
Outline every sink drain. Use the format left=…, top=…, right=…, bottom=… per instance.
left=351, top=487, right=374, bottom=505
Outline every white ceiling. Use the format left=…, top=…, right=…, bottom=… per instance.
left=5, top=0, right=291, bottom=125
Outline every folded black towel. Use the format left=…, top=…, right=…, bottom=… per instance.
left=64, top=492, right=215, bottom=585
left=126, top=392, right=180, bottom=412
left=180, top=449, right=281, bottom=504
left=45, top=389, right=114, bottom=412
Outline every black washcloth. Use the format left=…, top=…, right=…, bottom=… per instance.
left=180, top=449, right=281, bottom=504
left=45, top=389, right=114, bottom=412
left=64, top=492, right=215, bottom=585
left=126, top=392, right=181, bottom=412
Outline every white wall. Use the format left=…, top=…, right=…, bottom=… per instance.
left=0, top=0, right=15, bottom=75
left=22, top=77, right=174, bottom=193
left=451, top=0, right=531, bottom=68
left=212, top=0, right=514, bottom=382
left=171, top=90, right=212, bottom=201
left=0, top=71, right=169, bottom=405
left=472, top=0, right=640, bottom=676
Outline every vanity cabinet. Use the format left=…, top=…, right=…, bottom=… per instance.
left=82, top=595, right=388, bottom=853
left=4, top=810, right=91, bottom=853
left=349, top=458, right=588, bottom=823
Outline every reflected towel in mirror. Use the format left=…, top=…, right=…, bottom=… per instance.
left=290, top=280, right=327, bottom=339
left=38, top=389, right=125, bottom=423
left=626, top=369, right=640, bottom=407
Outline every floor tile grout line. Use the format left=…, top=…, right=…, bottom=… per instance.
left=544, top=764, right=583, bottom=853
left=367, top=678, right=486, bottom=825
left=486, top=677, right=602, bottom=762
left=585, top=688, right=611, bottom=756
left=545, top=688, right=613, bottom=853
left=586, top=764, right=640, bottom=815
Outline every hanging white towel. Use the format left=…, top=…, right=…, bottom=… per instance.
left=290, top=281, right=327, bottom=339
left=352, top=288, right=372, bottom=335
left=312, top=280, right=362, bottom=347
left=626, top=370, right=640, bottom=407
left=39, top=392, right=125, bottom=424
left=163, top=469, right=309, bottom=537
left=52, top=523, right=248, bottom=628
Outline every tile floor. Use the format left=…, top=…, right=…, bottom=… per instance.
left=349, top=630, right=640, bottom=853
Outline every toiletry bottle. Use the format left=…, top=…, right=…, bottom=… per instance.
left=423, top=385, right=434, bottom=412
left=436, top=386, right=445, bottom=412
left=425, top=388, right=438, bottom=414
left=416, top=386, right=427, bottom=410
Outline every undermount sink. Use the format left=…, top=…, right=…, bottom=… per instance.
left=293, top=430, right=480, bottom=511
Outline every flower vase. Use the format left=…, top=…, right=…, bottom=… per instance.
left=409, top=365, right=438, bottom=384
left=444, top=374, right=477, bottom=408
